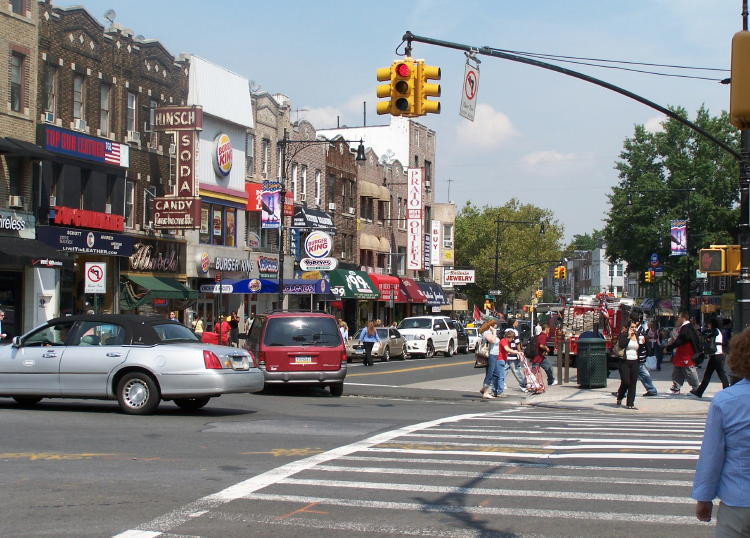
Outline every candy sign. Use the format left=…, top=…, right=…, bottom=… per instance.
left=304, top=231, right=332, bottom=259
left=213, top=133, right=232, bottom=177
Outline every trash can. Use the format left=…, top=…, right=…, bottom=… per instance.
left=576, top=337, right=607, bottom=388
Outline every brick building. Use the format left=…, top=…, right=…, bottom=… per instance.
left=35, top=3, right=190, bottom=319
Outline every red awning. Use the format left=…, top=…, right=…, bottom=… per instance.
left=400, top=277, right=427, bottom=303
left=367, top=273, right=407, bottom=302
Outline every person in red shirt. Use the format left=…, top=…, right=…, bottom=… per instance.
left=217, top=316, right=232, bottom=346
left=665, top=311, right=701, bottom=394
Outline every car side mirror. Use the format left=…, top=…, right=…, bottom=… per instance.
left=11, top=336, right=21, bottom=348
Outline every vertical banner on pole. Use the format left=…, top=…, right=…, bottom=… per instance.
left=406, top=168, right=423, bottom=270
left=670, top=219, right=688, bottom=256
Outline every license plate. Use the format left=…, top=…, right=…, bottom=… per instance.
left=294, top=356, right=313, bottom=364
left=230, top=356, right=249, bottom=370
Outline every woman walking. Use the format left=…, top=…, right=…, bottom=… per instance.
left=479, top=320, right=504, bottom=399
left=358, top=321, right=381, bottom=367
left=691, top=317, right=730, bottom=398
left=192, top=314, right=204, bottom=338
left=616, top=320, right=646, bottom=409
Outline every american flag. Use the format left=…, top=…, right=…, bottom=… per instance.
left=104, top=141, right=121, bottom=166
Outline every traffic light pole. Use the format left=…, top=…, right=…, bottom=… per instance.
left=735, top=131, right=750, bottom=333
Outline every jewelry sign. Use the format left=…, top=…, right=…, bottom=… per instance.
left=406, top=168, right=423, bottom=270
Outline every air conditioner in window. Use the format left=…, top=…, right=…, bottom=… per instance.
left=49, top=195, right=57, bottom=207
left=73, top=118, right=87, bottom=132
left=328, top=202, right=336, bottom=211
left=168, top=143, right=176, bottom=155
left=43, top=111, right=55, bottom=123
left=8, top=195, right=23, bottom=209
left=142, top=221, right=153, bottom=230
left=104, top=203, right=112, bottom=214
left=341, top=252, right=346, bottom=259
left=347, top=206, right=355, bottom=214
left=126, top=130, right=140, bottom=144
left=299, top=193, right=307, bottom=202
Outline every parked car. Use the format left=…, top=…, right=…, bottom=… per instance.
left=447, top=320, right=469, bottom=354
left=347, top=327, right=408, bottom=362
left=0, top=314, right=262, bottom=415
left=397, top=316, right=456, bottom=358
left=466, top=327, right=481, bottom=352
left=243, top=311, right=347, bottom=396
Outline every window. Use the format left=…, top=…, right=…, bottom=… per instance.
left=276, top=143, right=282, bottom=179
left=609, top=263, right=615, bottom=277
left=41, top=64, right=57, bottom=114
left=143, top=186, right=155, bottom=226
left=424, top=159, right=432, bottom=188
left=199, top=206, right=210, bottom=244
left=126, top=92, right=137, bottom=132
left=314, top=170, right=321, bottom=205
left=72, top=322, right=127, bottom=346
left=124, top=180, right=135, bottom=228
left=442, top=223, right=453, bottom=248
left=246, top=133, right=255, bottom=175
left=225, top=208, right=236, bottom=247
left=6, top=158, right=22, bottom=196
left=261, top=138, right=269, bottom=177
left=10, top=52, right=24, bottom=112
left=22, top=321, right=74, bottom=347
left=99, top=84, right=111, bottom=133
left=300, top=165, right=307, bottom=200
left=199, top=203, right=236, bottom=246
left=291, top=163, right=298, bottom=200
left=145, top=99, right=157, bottom=147
left=10, top=0, right=24, bottom=15
left=263, top=316, right=341, bottom=347
left=617, top=263, right=624, bottom=277
left=73, top=74, right=85, bottom=119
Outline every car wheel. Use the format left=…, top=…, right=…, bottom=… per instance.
left=382, top=347, right=390, bottom=362
left=13, top=396, right=42, bottom=406
left=425, top=340, right=435, bottom=359
left=116, top=372, right=160, bottom=415
left=443, top=339, right=455, bottom=357
left=401, top=344, right=408, bottom=359
left=173, top=397, right=211, bottom=411
left=330, top=383, right=344, bottom=397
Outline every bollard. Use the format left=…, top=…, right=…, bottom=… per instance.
left=564, top=340, right=570, bottom=384
left=557, top=337, right=563, bottom=385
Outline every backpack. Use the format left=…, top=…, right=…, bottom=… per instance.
left=524, top=336, right=537, bottom=358
left=701, top=329, right=717, bottom=355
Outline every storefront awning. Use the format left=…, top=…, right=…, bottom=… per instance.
left=0, top=236, right=71, bottom=268
left=229, top=278, right=279, bottom=294
left=359, top=181, right=380, bottom=198
left=378, top=236, right=391, bottom=253
left=291, top=206, right=335, bottom=231
left=417, top=281, right=448, bottom=306
left=359, top=233, right=380, bottom=251
left=378, top=185, right=391, bottom=201
left=400, top=277, right=427, bottom=303
left=283, top=278, right=329, bottom=295
left=3, top=137, right=55, bottom=160
left=367, top=273, right=407, bottom=302
left=123, top=274, right=198, bottom=299
left=327, top=269, right=379, bottom=299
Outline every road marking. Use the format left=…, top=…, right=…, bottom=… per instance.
left=407, top=433, right=703, bottom=444
left=114, top=410, right=496, bottom=536
left=0, top=452, right=117, bottom=461
left=279, top=477, right=693, bottom=504
left=240, top=448, right=323, bottom=457
left=243, top=493, right=704, bottom=526
left=347, top=360, right=475, bottom=377
left=432, top=427, right=703, bottom=437
left=375, top=440, right=699, bottom=453
left=275, top=501, right=328, bottom=520
left=366, top=447, right=699, bottom=460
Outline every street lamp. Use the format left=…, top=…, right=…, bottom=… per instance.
left=276, top=131, right=366, bottom=308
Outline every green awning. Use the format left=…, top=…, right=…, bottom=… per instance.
left=327, top=269, right=379, bottom=299
left=121, top=275, right=198, bottom=309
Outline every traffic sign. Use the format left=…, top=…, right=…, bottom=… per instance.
left=649, top=252, right=659, bottom=267
left=488, top=289, right=501, bottom=295
left=84, top=262, right=106, bottom=294
left=459, top=62, right=479, bottom=121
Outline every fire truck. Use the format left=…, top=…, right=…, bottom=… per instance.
left=554, top=294, right=635, bottom=365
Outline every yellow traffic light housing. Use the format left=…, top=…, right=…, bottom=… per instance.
left=699, top=248, right=726, bottom=274
left=375, top=59, right=417, bottom=116
left=415, top=60, right=441, bottom=116
left=644, top=271, right=653, bottom=283
left=560, top=266, right=566, bottom=280
left=553, top=267, right=560, bottom=279
left=731, top=32, right=750, bottom=128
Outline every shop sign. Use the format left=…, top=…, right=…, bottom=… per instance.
left=444, top=269, right=475, bottom=286
left=245, top=182, right=262, bottom=211
left=213, top=133, right=233, bottom=176
left=152, top=196, right=201, bottom=230
left=258, top=255, right=279, bottom=278
left=32, top=258, right=64, bottom=267
left=53, top=206, right=124, bottom=232
left=300, top=257, right=338, bottom=271
left=406, top=168, right=423, bottom=270
left=199, top=284, right=233, bottom=294
left=246, top=232, right=261, bottom=249
left=37, top=225, right=134, bottom=257
left=261, top=181, right=281, bottom=229
left=0, top=211, right=28, bottom=233
left=154, top=106, right=203, bottom=131
left=431, top=220, right=441, bottom=266
left=128, top=239, right=183, bottom=273
left=304, top=231, right=333, bottom=258
left=153, top=106, right=202, bottom=199
left=214, top=256, right=251, bottom=273
left=200, top=252, right=210, bottom=273
left=84, top=262, right=107, bottom=294
left=41, top=125, right=129, bottom=167
left=424, top=233, right=431, bottom=267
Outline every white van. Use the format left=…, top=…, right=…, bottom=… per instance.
left=397, top=316, right=457, bottom=358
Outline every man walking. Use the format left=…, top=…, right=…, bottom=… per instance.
left=505, top=318, right=527, bottom=392
left=636, top=321, right=658, bottom=397
left=665, top=311, right=701, bottom=394
left=533, top=325, right=556, bottom=386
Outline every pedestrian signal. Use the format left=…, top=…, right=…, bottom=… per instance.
left=699, top=248, right=726, bottom=274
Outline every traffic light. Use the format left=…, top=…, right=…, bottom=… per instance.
left=553, top=266, right=566, bottom=279
left=644, top=270, right=653, bottom=283
left=699, top=248, right=726, bottom=274
left=535, top=290, right=543, bottom=298
left=415, top=60, right=441, bottom=116
left=553, top=267, right=560, bottom=279
left=731, top=32, right=750, bottom=128
left=376, top=59, right=416, bottom=116
left=560, top=266, right=566, bottom=280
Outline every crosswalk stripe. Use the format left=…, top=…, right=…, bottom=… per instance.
left=405, top=433, right=703, bottom=444
left=468, top=417, right=706, bottom=425
left=243, top=493, right=704, bottom=526
left=431, top=427, right=703, bottom=437
left=311, top=464, right=694, bottom=487
left=366, top=447, right=699, bottom=459
left=375, top=439, right=699, bottom=451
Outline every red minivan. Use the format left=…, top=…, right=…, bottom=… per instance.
left=243, top=312, right=347, bottom=396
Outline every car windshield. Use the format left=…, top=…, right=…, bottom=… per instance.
left=152, top=323, right=200, bottom=342
left=398, top=318, right=432, bottom=330
left=264, top=317, right=341, bottom=347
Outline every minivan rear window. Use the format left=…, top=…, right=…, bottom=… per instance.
left=264, top=317, right=341, bottom=347
left=398, top=318, right=431, bottom=330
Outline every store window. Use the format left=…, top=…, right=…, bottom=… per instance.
left=99, top=84, right=111, bottom=134
left=10, top=52, right=24, bottom=112
left=41, top=63, right=57, bottom=115
left=200, top=203, right=236, bottom=247
left=73, top=74, right=85, bottom=120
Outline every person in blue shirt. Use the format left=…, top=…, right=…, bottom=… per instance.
left=692, top=325, right=750, bottom=535
left=358, top=321, right=381, bottom=367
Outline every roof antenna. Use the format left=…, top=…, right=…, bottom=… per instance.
left=103, top=9, right=116, bottom=26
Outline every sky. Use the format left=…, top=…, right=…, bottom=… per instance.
left=56, top=0, right=741, bottom=240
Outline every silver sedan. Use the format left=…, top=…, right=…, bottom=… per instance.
left=0, top=314, right=263, bottom=414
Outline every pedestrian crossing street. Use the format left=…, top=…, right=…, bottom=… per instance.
left=118, top=408, right=713, bottom=538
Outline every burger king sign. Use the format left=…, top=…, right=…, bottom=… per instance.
left=304, top=231, right=333, bottom=259
left=213, top=133, right=232, bottom=177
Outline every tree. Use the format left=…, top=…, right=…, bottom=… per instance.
left=567, top=228, right=605, bottom=252
left=455, top=199, right=564, bottom=311
left=602, top=106, right=739, bottom=309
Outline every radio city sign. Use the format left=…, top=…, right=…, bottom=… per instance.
left=152, top=196, right=201, bottom=230
left=154, top=106, right=202, bottom=205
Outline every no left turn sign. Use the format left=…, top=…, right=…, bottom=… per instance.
left=85, top=262, right=107, bottom=294
left=460, top=62, right=480, bottom=121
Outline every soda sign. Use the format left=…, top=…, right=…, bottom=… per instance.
left=304, top=231, right=332, bottom=258
left=443, top=269, right=475, bottom=286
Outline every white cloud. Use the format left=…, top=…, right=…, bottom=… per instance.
left=521, top=150, right=579, bottom=167
left=644, top=115, right=666, bottom=133
left=455, top=103, right=516, bottom=149
left=300, top=92, right=371, bottom=130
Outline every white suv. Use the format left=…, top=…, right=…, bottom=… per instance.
left=397, top=316, right=457, bottom=358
